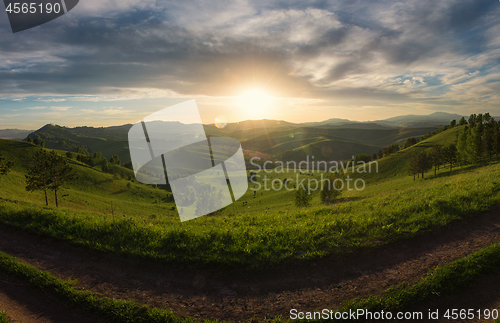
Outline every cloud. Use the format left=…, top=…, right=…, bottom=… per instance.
left=0, top=0, right=499, bottom=124
left=50, top=106, right=72, bottom=111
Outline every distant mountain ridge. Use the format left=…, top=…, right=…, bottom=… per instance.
left=0, top=129, right=34, bottom=140
left=374, top=112, right=465, bottom=128
left=21, top=112, right=453, bottom=164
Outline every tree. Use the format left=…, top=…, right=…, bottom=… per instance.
left=483, top=121, right=494, bottom=161
left=295, top=186, right=312, bottom=207
left=456, top=127, right=468, bottom=167
left=495, top=121, right=500, bottom=161
left=409, top=153, right=418, bottom=180
left=320, top=172, right=342, bottom=204
left=431, top=145, right=443, bottom=175
left=409, top=150, right=431, bottom=180
left=458, top=117, right=467, bottom=126
left=404, top=137, right=417, bottom=149
left=27, top=137, right=33, bottom=144
left=443, top=143, right=457, bottom=171
left=450, top=119, right=457, bottom=128
left=354, top=154, right=371, bottom=165
left=483, top=112, right=492, bottom=123
left=40, top=140, right=45, bottom=148
left=33, top=138, right=40, bottom=146
left=378, top=149, right=383, bottom=159
left=470, top=126, right=482, bottom=163
left=0, top=152, right=14, bottom=176
left=101, top=157, right=109, bottom=172
left=372, top=153, right=377, bottom=160
left=468, top=114, right=476, bottom=127
left=47, top=150, right=77, bottom=207
left=66, top=151, right=73, bottom=159
left=110, top=154, right=121, bottom=165
left=26, top=150, right=52, bottom=205
left=123, top=161, right=133, bottom=170
left=418, top=150, right=432, bottom=179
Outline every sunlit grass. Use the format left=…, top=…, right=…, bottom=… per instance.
left=1, top=160, right=499, bottom=268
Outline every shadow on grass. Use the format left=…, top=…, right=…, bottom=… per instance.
left=428, top=162, right=498, bottom=180
left=332, top=196, right=366, bottom=204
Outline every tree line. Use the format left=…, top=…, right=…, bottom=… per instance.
left=409, top=113, right=499, bottom=180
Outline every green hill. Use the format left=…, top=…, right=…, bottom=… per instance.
left=0, top=139, right=174, bottom=216
left=352, top=124, right=464, bottom=185
left=26, top=124, right=132, bottom=163
left=1, top=123, right=500, bottom=269
left=240, top=126, right=438, bottom=160
left=26, top=122, right=439, bottom=167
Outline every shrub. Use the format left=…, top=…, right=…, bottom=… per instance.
left=295, top=186, right=312, bottom=207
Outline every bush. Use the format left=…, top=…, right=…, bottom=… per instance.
left=320, top=173, right=342, bottom=204
left=295, top=186, right=312, bottom=207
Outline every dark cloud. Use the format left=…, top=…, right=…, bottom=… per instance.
left=0, top=0, right=498, bottom=110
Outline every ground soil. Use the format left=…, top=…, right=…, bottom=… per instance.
left=1, top=208, right=500, bottom=322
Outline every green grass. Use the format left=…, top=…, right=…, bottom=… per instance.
left=1, top=125, right=500, bottom=269
left=1, top=157, right=500, bottom=268
left=0, top=139, right=175, bottom=216
left=0, top=311, right=9, bottom=323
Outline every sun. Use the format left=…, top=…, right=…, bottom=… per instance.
left=238, top=88, right=273, bottom=119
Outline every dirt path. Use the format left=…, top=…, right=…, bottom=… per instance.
left=1, top=208, right=500, bottom=322
left=0, top=272, right=104, bottom=323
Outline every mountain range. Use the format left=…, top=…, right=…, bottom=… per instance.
left=1, top=111, right=464, bottom=163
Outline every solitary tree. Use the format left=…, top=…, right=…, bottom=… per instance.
left=48, top=150, right=77, bottom=207
left=26, top=149, right=52, bottom=205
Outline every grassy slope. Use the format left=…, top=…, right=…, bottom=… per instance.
left=0, top=139, right=174, bottom=217
left=29, top=122, right=438, bottom=166
left=27, top=124, right=131, bottom=162
left=241, top=126, right=437, bottom=150
left=1, top=124, right=500, bottom=268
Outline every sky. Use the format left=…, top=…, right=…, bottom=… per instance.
left=1, top=0, right=499, bottom=129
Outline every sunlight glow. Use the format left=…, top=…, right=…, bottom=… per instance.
left=238, top=88, right=273, bottom=119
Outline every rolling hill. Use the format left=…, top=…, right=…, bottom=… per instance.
left=24, top=121, right=439, bottom=165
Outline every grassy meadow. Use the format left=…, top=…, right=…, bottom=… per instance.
left=1, top=124, right=500, bottom=268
